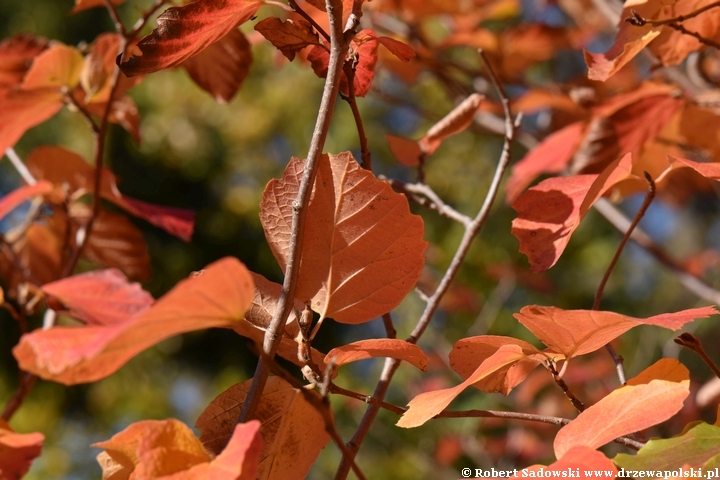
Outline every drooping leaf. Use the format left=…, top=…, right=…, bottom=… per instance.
left=41, top=269, right=154, bottom=326
left=614, top=422, right=720, bottom=471
left=182, top=28, right=252, bottom=104
left=119, top=0, right=263, bottom=76
left=0, top=420, right=44, bottom=480
left=505, top=121, right=586, bottom=202
left=554, top=379, right=690, bottom=458
left=92, top=419, right=211, bottom=478
left=13, top=257, right=254, bottom=384
left=448, top=336, right=548, bottom=395
left=0, top=181, right=53, bottom=221
left=420, top=93, right=484, bottom=155
left=260, top=152, right=427, bottom=324
left=151, top=421, right=262, bottom=480
left=255, top=17, right=321, bottom=61
left=0, top=34, right=49, bottom=93
left=514, top=305, right=717, bottom=360
left=355, top=31, right=415, bottom=62
left=196, top=376, right=331, bottom=479
left=397, top=345, right=527, bottom=428
left=512, top=153, right=638, bottom=272
left=325, top=339, right=428, bottom=371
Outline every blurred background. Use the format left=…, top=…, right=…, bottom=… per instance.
left=2, top=0, right=720, bottom=478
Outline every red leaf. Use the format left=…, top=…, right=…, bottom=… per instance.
left=72, top=0, right=124, bottom=14
left=0, top=181, right=53, bottom=222
left=255, top=17, right=321, bottom=61
left=41, top=269, right=154, bottom=326
left=0, top=34, right=49, bottom=93
left=119, top=0, right=263, bottom=76
left=511, top=153, right=638, bottom=271
left=182, top=28, right=252, bottom=104
left=355, top=31, right=415, bottom=62
left=118, top=196, right=195, bottom=242
left=397, top=345, right=527, bottom=428
left=554, top=379, right=689, bottom=458
left=505, top=121, right=586, bottom=202
left=13, top=257, right=253, bottom=384
left=325, top=339, right=428, bottom=371
left=0, top=420, right=44, bottom=480
left=514, top=305, right=717, bottom=360
left=0, top=89, right=63, bottom=153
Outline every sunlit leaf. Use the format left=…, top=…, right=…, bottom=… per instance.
left=554, top=379, right=690, bottom=458
left=397, top=345, right=527, bottom=428
left=255, top=17, right=321, bottom=61
left=325, top=339, right=428, bottom=371
left=0, top=420, right=44, bottom=480
left=72, top=0, right=124, bottom=14
left=21, top=44, right=83, bottom=90
left=260, top=152, right=427, bottom=324
left=0, top=33, right=49, bottom=93
left=13, top=257, right=253, bottom=384
left=385, top=134, right=422, bottom=167
left=0, top=89, right=63, bottom=153
left=196, top=376, right=331, bottom=479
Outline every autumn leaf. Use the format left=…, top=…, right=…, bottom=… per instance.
left=260, top=152, right=427, bottom=324
left=516, top=446, right=617, bottom=475
left=614, top=422, right=720, bottom=471
left=0, top=420, right=44, bottom=480
left=448, top=336, right=548, bottom=395
left=626, top=358, right=690, bottom=385
left=0, top=181, right=53, bottom=222
left=420, top=93, right=484, bottom=155
left=325, top=339, right=429, bottom=371
left=13, top=257, right=253, bottom=384
left=119, top=0, right=264, bottom=76
left=514, top=305, right=717, bottom=360
left=386, top=134, right=423, bottom=167
left=41, top=269, right=154, bottom=326
left=397, top=344, right=527, bottom=428
left=255, top=17, right=321, bottom=61
left=512, top=152, right=639, bottom=272
left=505, top=121, right=586, bottom=202
left=554, top=378, right=690, bottom=458
left=21, top=44, right=83, bottom=90
left=196, top=376, right=331, bottom=479
left=182, top=28, right=252, bottom=104
left=72, top=0, right=124, bottom=14
left=0, top=34, right=49, bottom=93
left=0, top=89, right=64, bottom=154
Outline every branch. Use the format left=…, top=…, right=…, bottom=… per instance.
left=626, top=2, right=720, bottom=26
left=334, top=49, right=520, bottom=480
left=237, top=0, right=351, bottom=425
left=388, top=180, right=472, bottom=226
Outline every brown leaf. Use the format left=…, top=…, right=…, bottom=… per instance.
left=514, top=305, right=718, bottom=360
left=41, top=269, right=154, bottom=326
left=196, top=376, right=331, bottom=479
left=260, top=152, right=427, bottom=324
left=255, top=17, right=321, bottom=62
left=119, top=0, right=263, bottom=76
left=13, top=257, right=254, bottom=384
left=182, top=28, right=252, bottom=104
left=325, top=339, right=428, bottom=371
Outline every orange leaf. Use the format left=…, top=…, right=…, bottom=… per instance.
left=533, top=446, right=617, bottom=473
left=514, top=305, right=717, bottom=360
left=386, top=134, right=423, bottom=167
left=41, top=269, right=154, bottom=326
left=0, top=181, right=53, bottom=221
left=0, top=34, right=49, bottom=93
left=255, top=17, right=321, bottom=61
left=13, top=257, right=253, bottom=384
left=156, top=421, right=263, bottom=480
left=626, top=358, right=689, bottom=386
left=21, top=44, right=83, bottom=90
left=92, top=418, right=210, bottom=479
left=325, top=339, right=428, bottom=371
left=397, top=345, right=527, bottom=428
left=512, top=153, right=637, bottom=272
left=182, top=28, right=252, bottom=104
left=354, top=31, right=416, bottom=62
left=0, top=420, right=44, bottom=480
left=449, top=336, right=547, bottom=395
left=260, top=152, right=427, bottom=324
left=505, top=121, right=586, bottom=202
left=120, top=0, right=263, bottom=76
left=420, top=93, right=484, bottom=155
left=196, top=376, right=331, bottom=479
left=0, top=89, right=63, bottom=153
left=553, top=379, right=690, bottom=458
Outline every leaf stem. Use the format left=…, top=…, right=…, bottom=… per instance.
left=334, top=49, right=520, bottom=480
left=675, top=333, right=720, bottom=379
left=237, top=0, right=350, bottom=425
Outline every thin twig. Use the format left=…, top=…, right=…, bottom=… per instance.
left=1, top=373, right=37, bottom=421
left=627, top=2, right=720, bottom=26
left=4, top=148, right=36, bottom=185
left=342, top=62, right=372, bottom=170
left=666, top=23, right=720, bottom=49
left=675, top=333, right=720, bottom=379
left=382, top=312, right=396, bottom=339
left=334, top=49, right=520, bottom=480
left=289, top=0, right=331, bottom=43
left=237, top=0, right=351, bottom=425
left=395, top=181, right=472, bottom=226
left=548, top=361, right=585, bottom=412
